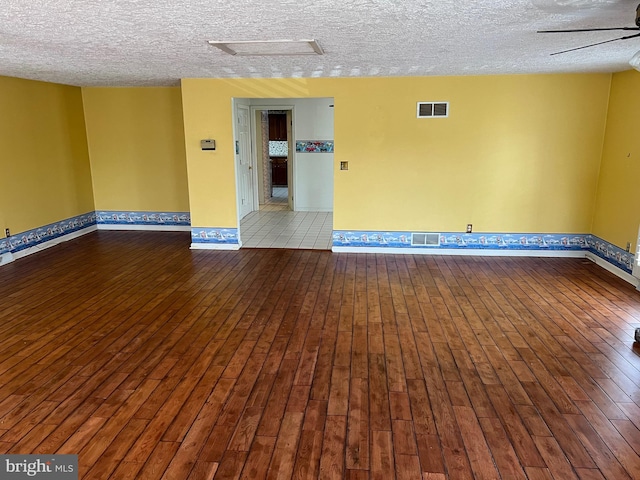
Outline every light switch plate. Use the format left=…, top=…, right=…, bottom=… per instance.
left=201, top=139, right=216, bottom=150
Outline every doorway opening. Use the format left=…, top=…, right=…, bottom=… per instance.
left=234, top=98, right=334, bottom=249
left=261, top=109, right=293, bottom=211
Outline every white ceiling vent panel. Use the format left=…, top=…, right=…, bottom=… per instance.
left=417, top=102, right=449, bottom=118
left=208, top=39, right=324, bottom=56
left=411, top=233, right=441, bottom=246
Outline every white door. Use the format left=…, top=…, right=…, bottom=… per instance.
left=236, top=105, right=254, bottom=219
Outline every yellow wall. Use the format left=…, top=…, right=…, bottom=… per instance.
left=0, top=76, right=94, bottom=237
left=182, top=74, right=610, bottom=232
left=82, top=87, right=189, bottom=212
left=0, top=73, right=616, bottom=243
left=591, top=69, right=640, bottom=252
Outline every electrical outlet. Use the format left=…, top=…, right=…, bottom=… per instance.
left=466, top=224, right=472, bottom=233
left=340, top=161, right=349, bottom=171
left=4, top=228, right=9, bottom=237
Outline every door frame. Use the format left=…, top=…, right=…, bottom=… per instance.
left=250, top=105, right=295, bottom=211
left=233, top=102, right=255, bottom=224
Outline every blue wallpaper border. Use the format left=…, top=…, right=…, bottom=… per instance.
left=1, top=213, right=634, bottom=276
left=191, top=227, right=239, bottom=245
left=332, top=230, right=636, bottom=274
left=587, top=235, right=634, bottom=274
left=295, top=140, right=334, bottom=153
left=96, top=211, right=190, bottom=226
left=0, top=212, right=96, bottom=255
left=332, top=230, right=589, bottom=250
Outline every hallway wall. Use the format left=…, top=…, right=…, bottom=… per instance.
left=591, top=69, right=640, bottom=253
left=250, top=98, right=334, bottom=212
left=0, top=76, right=94, bottom=238
left=82, top=87, right=189, bottom=212
left=182, top=74, right=610, bottom=236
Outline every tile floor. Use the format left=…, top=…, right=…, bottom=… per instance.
left=240, top=187, right=333, bottom=250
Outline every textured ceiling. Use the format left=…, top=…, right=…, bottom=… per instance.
left=0, top=0, right=639, bottom=87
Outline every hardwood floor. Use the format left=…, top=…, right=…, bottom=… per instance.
left=1, top=230, right=640, bottom=479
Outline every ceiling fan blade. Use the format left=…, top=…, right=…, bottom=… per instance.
left=538, top=27, right=640, bottom=32
left=533, top=0, right=628, bottom=14
left=549, top=32, right=640, bottom=55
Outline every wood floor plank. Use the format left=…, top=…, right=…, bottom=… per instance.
left=346, top=469, right=369, bottom=480
left=319, top=415, right=347, bottom=480
left=7, top=423, right=57, bottom=454
left=291, top=430, right=323, bottom=480
left=610, top=418, right=640, bottom=455
left=416, top=433, right=445, bottom=476
left=371, top=430, right=395, bottom=480
left=212, top=450, right=248, bottom=480
left=395, top=453, right=422, bottom=480
left=187, top=461, right=218, bottom=480
left=453, top=406, right=501, bottom=480
left=392, top=419, right=418, bottom=456
left=524, top=466, right=554, bottom=480
left=564, top=413, right=631, bottom=479
left=406, top=379, right=437, bottom=435
left=79, top=379, right=160, bottom=466
left=484, top=384, right=546, bottom=468
left=532, top=436, right=579, bottom=480
left=2, top=232, right=640, bottom=479
left=83, top=417, right=148, bottom=479
left=478, top=416, right=527, bottom=479
left=521, top=382, right=596, bottom=468
left=575, top=468, right=607, bottom=480
left=368, top=353, right=391, bottom=432
left=266, top=412, right=304, bottom=480
left=422, top=474, right=447, bottom=480
left=346, top=377, right=369, bottom=470
left=239, top=435, right=275, bottom=480
left=576, top=399, right=640, bottom=475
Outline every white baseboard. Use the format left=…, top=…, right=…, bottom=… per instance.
left=190, top=243, right=241, bottom=251
left=97, top=224, right=191, bottom=232
left=331, top=246, right=587, bottom=258
left=0, top=252, right=15, bottom=266
left=7, top=225, right=98, bottom=263
left=295, top=207, right=333, bottom=212
left=585, top=252, right=639, bottom=287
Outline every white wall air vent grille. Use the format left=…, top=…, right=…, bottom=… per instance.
left=411, top=233, right=441, bottom=246
left=417, top=102, right=449, bottom=118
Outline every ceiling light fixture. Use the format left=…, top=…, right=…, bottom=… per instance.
left=207, top=39, right=324, bottom=56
